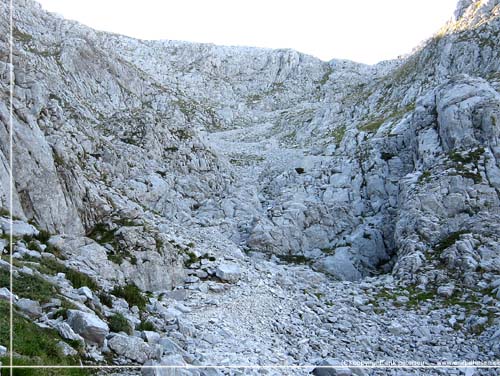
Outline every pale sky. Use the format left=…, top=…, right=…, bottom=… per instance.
left=35, top=0, right=458, bottom=64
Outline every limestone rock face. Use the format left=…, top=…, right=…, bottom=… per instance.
left=0, top=0, right=499, bottom=292
left=391, top=75, right=500, bottom=285
left=0, top=0, right=500, bottom=370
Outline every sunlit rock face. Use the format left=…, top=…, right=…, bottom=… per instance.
left=1, top=0, right=500, bottom=371
left=0, top=0, right=499, bottom=284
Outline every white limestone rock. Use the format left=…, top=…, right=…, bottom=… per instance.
left=215, top=263, right=241, bottom=283
left=14, top=298, right=42, bottom=319
left=0, top=218, right=38, bottom=238
left=66, top=310, right=109, bottom=346
left=56, top=341, right=78, bottom=356
left=0, top=287, right=15, bottom=302
left=56, top=322, right=85, bottom=343
left=108, top=334, right=161, bottom=363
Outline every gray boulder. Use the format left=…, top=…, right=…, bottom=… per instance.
left=142, top=355, right=191, bottom=376
left=158, top=337, right=184, bottom=355
left=56, top=341, right=78, bottom=356
left=0, top=287, right=15, bottom=302
left=56, top=322, right=85, bottom=343
left=142, top=331, right=161, bottom=345
left=313, top=248, right=362, bottom=281
left=14, top=298, right=42, bottom=319
left=0, top=218, right=39, bottom=238
left=66, top=310, right=109, bottom=346
left=108, top=334, right=161, bottom=363
left=215, top=263, right=241, bottom=283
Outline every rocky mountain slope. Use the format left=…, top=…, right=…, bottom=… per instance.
left=0, top=0, right=499, bottom=374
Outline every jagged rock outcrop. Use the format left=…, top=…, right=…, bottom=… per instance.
left=0, top=0, right=498, bottom=282
left=393, top=75, right=500, bottom=284
left=78, top=0, right=500, bottom=283
left=4, top=0, right=498, bottom=282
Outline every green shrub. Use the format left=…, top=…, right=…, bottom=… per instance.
left=37, top=258, right=69, bottom=276
left=54, top=299, right=79, bottom=320
left=137, top=320, right=156, bottom=331
left=87, top=223, right=117, bottom=246
left=42, top=243, right=65, bottom=259
left=111, top=283, right=146, bottom=310
left=184, top=251, right=199, bottom=267
left=35, top=230, right=51, bottom=243
left=53, top=307, right=68, bottom=320
left=108, top=313, right=132, bottom=335
left=65, top=269, right=99, bottom=290
left=107, top=252, right=123, bottom=265
left=98, top=292, right=113, bottom=307
left=418, top=170, right=431, bottom=184
left=26, top=240, right=39, bottom=251
left=276, top=254, right=311, bottom=265
left=435, top=230, right=468, bottom=255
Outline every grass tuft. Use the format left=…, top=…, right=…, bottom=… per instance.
left=108, top=313, right=132, bottom=335
left=111, top=283, right=146, bottom=310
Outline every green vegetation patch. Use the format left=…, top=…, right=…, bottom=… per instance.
left=137, top=320, right=156, bottom=331
left=98, top=292, right=113, bottom=308
left=111, top=283, right=147, bottom=310
left=176, top=100, right=197, bottom=120
left=183, top=251, right=199, bottom=267
left=172, top=128, right=192, bottom=141
left=87, top=223, right=137, bottom=265
left=418, top=170, right=431, bottom=185
left=359, top=103, right=416, bottom=134
left=36, top=258, right=69, bottom=276
left=35, top=257, right=99, bottom=291
left=316, top=67, right=333, bottom=86
left=13, top=28, right=33, bottom=43
left=406, top=289, right=436, bottom=308
left=87, top=223, right=118, bottom=246
left=329, top=126, right=346, bottom=146
left=276, top=254, right=311, bottom=265
left=359, top=118, right=386, bottom=133
left=0, top=301, right=88, bottom=375
left=65, top=269, right=99, bottom=291
left=0, top=269, right=57, bottom=303
left=108, top=313, right=132, bottom=335
left=174, top=241, right=215, bottom=267
left=448, top=147, right=484, bottom=164
left=447, top=147, right=484, bottom=184
left=434, top=230, right=468, bottom=256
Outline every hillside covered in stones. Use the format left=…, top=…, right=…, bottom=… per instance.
left=0, top=0, right=499, bottom=375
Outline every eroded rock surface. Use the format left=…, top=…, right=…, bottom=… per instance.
left=0, top=0, right=499, bottom=374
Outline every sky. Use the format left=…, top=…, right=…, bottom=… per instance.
left=36, top=0, right=458, bottom=65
